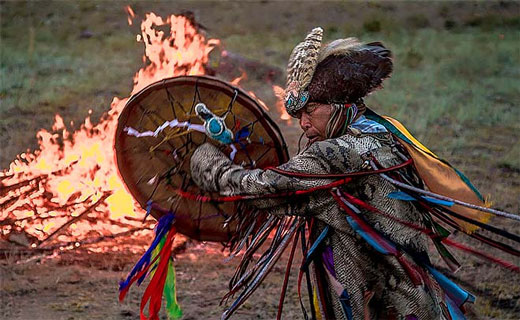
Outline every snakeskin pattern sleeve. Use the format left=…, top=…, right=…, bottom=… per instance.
left=190, top=139, right=363, bottom=216
left=190, top=135, right=438, bottom=319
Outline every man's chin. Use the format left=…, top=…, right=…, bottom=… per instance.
left=307, top=136, right=321, bottom=145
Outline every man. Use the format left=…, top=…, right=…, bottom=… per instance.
left=190, top=28, right=469, bottom=319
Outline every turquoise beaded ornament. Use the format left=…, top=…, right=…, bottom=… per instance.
left=195, top=102, right=234, bottom=144
left=284, top=90, right=310, bottom=117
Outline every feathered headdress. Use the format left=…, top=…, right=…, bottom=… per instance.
left=284, top=28, right=393, bottom=117
left=284, top=27, right=323, bottom=117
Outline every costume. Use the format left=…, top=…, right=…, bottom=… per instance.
left=189, top=28, right=516, bottom=319
left=191, top=129, right=444, bottom=319
left=119, top=28, right=519, bottom=320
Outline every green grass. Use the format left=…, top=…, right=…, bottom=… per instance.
left=351, top=10, right=520, bottom=165
left=1, top=2, right=518, bottom=168
left=220, top=19, right=520, bottom=143
left=1, top=2, right=519, bottom=171
left=363, top=28, right=519, bottom=154
left=0, top=1, right=144, bottom=165
left=0, top=16, right=140, bottom=113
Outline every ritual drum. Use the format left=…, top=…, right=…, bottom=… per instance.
left=114, top=75, right=289, bottom=242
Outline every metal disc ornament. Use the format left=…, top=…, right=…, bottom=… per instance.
left=115, top=75, right=289, bottom=242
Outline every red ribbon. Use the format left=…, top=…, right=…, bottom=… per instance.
left=139, top=227, right=177, bottom=320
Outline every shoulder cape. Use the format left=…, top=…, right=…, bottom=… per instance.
left=365, top=108, right=491, bottom=233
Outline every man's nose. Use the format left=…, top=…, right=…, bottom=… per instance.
left=299, top=113, right=311, bottom=130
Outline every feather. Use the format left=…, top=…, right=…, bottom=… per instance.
left=317, top=37, right=363, bottom=63
left=150, top=238, right=182, bottom=319
left=139, top=227, right=177, bottom=320
left=286, top=27, right=323, bottom=88
left=277, top=231, right=299, bottom=320
left=387, top=191, right=454, bottom=207
left=445, top=294, right=467, bottom=320
left=119, top=212, right=181, bottom=320
left=119, top=213, right=176, bottom=297
left=163, top=259, right=182, bottom=319
left=365, top=108, right=492, bottom=233
left=307, top=40, right=393, bottom=104
left=221, top=218, right=302, bottom=320
left=425, top=265, right=476, bottom=307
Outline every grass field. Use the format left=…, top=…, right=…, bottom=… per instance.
left=2, top=2, right=519, bottom=167
left=1, top=1, right=519, bottom=319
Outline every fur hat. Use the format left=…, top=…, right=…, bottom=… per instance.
left=284, top=29, right=393, bottom=117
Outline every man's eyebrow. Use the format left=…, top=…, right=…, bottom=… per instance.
left=306, top=104, right=320, bottom=111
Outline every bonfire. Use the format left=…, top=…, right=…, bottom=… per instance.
left=0, top=8, right=286, bottom=255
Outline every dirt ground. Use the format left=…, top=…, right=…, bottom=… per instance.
left=1, top=228, right=519, bottom=320
left=1, top=1, right=519, bottom=320
left=1, top=237, right=310, bottom=320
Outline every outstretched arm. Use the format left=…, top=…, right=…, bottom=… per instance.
left=189, top=140, right=362, bottom=215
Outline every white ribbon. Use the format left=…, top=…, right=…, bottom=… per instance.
left=124, top=119, right=238, bottom=161
left=124, top=119, right=205, bottom=138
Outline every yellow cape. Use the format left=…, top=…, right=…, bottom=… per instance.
left=383, top=116, right=491, bottom=233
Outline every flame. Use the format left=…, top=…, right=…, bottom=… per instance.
left=125, top=6, right=136, bottom=26
left=248, top=91, right=269, bottom=112
left=1, top=8, right=290, bottom=250
left=0, top=10, right=217, bottom=249
left=231, top=69, right=247, bottom=86
left=272, top=85, right=291, bottom=121
left=230, top=70, right=269, bottom=112
left=131, top=12, right=220, bottom=95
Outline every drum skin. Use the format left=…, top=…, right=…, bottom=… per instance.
left=115, top=75, right=289, bottom=242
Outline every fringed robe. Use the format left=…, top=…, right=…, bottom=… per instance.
left=190, top=131, right=445, bottom=319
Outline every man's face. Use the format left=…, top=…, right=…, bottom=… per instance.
left=296, top=102, right=332, bottom=144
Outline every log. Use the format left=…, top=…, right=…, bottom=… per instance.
left=0, top=185, right=40, bottom=211
left=45, top=226, right=153, bottom=250
left=0, top=175, right=45, bottom=197
left=37, top=191, right=112, bottom=248
left=0, top=173, right=15, bottom=181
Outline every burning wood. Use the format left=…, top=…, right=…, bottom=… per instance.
left=1, top=226, right=157, bottom=265
left=0, top=8, right=290, bottom=259
left=37, top=191, right=112, bottom=248
left=0, top=175, right=45, bottom=197
left=0, top=12, right=210, bottom=252
left=0, top=185, right=41, bottom=212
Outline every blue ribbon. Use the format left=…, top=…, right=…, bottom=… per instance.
left=387, top=191, right=454, bottom=207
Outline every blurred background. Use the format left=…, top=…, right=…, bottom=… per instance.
left=1, top=1, right=519, bottom=319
